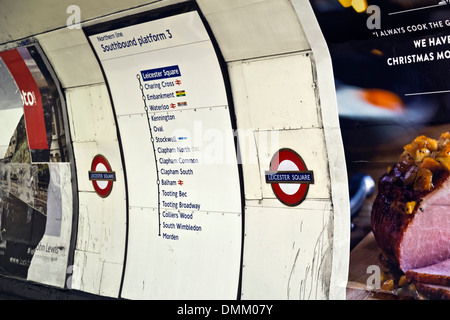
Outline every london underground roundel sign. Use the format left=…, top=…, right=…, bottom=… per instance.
left=89, top=155, right=116, bottom=198
left=265, top=148, right=314, bottom=206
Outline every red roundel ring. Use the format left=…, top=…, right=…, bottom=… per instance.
left=267, top=148, right=313, bottom=207
left=89, top=155, right=116, bottom=198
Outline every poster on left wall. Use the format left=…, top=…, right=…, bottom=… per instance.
left=0, top=45, right=73, bottom=288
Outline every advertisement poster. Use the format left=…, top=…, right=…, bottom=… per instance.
left=310, top=1, right=450, bottom=299
left=88, top=10, right=243, bottom=299
left=0, top=45, right=73, bottom=288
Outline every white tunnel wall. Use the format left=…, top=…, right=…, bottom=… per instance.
left=198, top=0, right=349, bottom=299
left=0, top=0, right=161, bottom=44
left=37, top=28, right=127, bottom=297
left=0, top=0, right=350, bottom=299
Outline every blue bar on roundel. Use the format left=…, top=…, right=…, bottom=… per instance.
left=89, top=172, right=116, bottom=181
left=265, top=171, right=314, bottom=184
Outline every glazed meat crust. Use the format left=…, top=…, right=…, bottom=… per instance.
left=371, top=133, right=450, bottom=270
left=371, top=162, right=420, bottom=265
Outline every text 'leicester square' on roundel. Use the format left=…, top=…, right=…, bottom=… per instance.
left=265, top=148, right=314, bottom=206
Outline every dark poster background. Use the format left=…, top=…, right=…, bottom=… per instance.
left=310, top=0, right=450, bottom=247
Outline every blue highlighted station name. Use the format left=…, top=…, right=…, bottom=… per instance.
left=141, top=65, right=181, bottom=81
